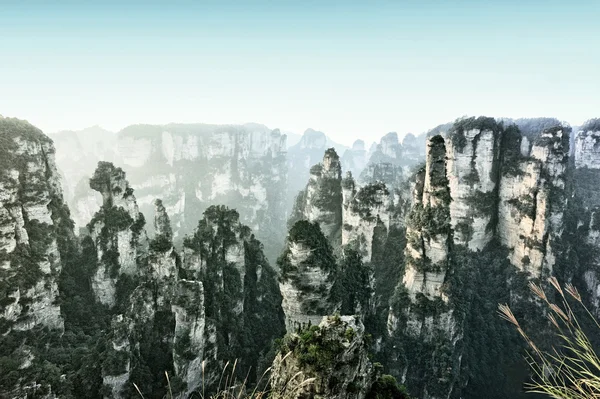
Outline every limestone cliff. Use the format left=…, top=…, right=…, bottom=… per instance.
left=290, top=148, right=344, bottom=246
left=181, top=205, right=285, bottom=386
left=359, top=132, right=426, bottom=189
left=572, top=119, right=600, bottom=312
left=341, top=139, right=369, bottom=177
left=386, top=117, right=574, bottom=399
left=342, top=174, right=392, bottom=263
left=0, top=117, right=77, bottom=397
left=278, top=220, right=338, bottom=332
left=287, top=129, right=348, bottom=218
left=87, top=162, right=148, bottom=307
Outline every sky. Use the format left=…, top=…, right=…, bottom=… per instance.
left=0, top=0, right=599, bottom=146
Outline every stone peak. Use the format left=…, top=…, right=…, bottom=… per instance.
left=154, top=198, right=173, bottom=241
left=582, top=118, right=600, bottom=132
left=89, top=161, right=134, bottom=208
left=323, top=148, right=342, bottom=176
left=351, top=139, right=365, bottom=151
left=381, top=132, right=399, bottom=144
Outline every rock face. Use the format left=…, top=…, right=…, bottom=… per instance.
left=115, top=123, right=288, bottom=262
left=342, top=174, right=392, bottom=263
left=270, top=315, right=375, bottom=399
left=572, top=119, right=600, bottom=312
left=287, top=129, right=348, bottom=216
left=497, top=125, right=570, bottom=276
left=445, top=118, right=502, bottom=250
left=98, top=202, right=284, bottom=398
left=278, top=221, right=338, bottom=332
left=0, top=118, right=69, bottom=333
left=386, top=135, right=460, bottom=399
left=386, top=117, right=574, bottom=399
left=0, top=117, right=78, bottom=397
left=341, top=139, right=369, bottom=177
left=359, top=132, right=426, bottom=189
left=87, top=162, right=147, bottom=307
left=181, top=205, right=285, bottom=386
left=290, top=149, right=344, bottom=246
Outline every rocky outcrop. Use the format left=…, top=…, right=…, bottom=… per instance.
left=386, top=117, right=575, bottom=399
left=270, top=315, right=375, bottom=399
left=359, top=132, right=426, bottom=188
left=289, top=148, right=343, bottom=246
left=341, top=139, right=369, bottom=177
left=87, top=162, right=147, bottom=307
left=287, top=129, right=348, bottom=216
left=0, top=118, right=74, bottom=333
left=181, top=205, right=285, bottom=386
left=572, top=119, right=600, bottom=311
left=342, top=174, right=392, bottom=262
left=497, top=124, right=570, bottom=276
left=0, top=117, right=79, bottom=397
left=278, top=221, right=338, bottom=332
left=445, top=118, right=502, bottom=250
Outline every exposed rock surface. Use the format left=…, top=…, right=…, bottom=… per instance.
left=87, top=162, right=148, bottom=307
left=289, top=149, right=344, bottom=246
left=270, top=315, right=375, bottom=399
left=342, top=174, right=392, bottom=262
left=359, top=132, right=426, bottom=189
left=287, top=129, right=348, bottom=216
left=0, top=117, right=77, bottom=397
left=278, top=221, right=338, bottom=332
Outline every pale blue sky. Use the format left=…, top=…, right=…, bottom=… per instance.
left=0, top=0, right=598, bottom=144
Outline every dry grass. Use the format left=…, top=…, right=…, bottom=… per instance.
left=498, top=277, right=600, bottom=398
left=134, top=352, right=315, bottom=399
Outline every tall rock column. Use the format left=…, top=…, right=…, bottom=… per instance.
left=0, top=117, right=80, bottom=397
left=445, top=117, right=501, bottom=250
left=388, top=135, right=459, bottom=399
left=290, top=148, right=343, bottom=247
left=497, top=124, right=570, bottom=277
left=572, top=119, right=600, bottom=311
left=87, top=162, right=148, bottom=307
left=342, top=172, right=392, bottom=262
left=278, top=220, right=338, bottom=332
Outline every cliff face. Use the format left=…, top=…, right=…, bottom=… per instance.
left=290, top=149, right=344, bottom=246
left=359, top=132, right=426, bottom=188
left=117, top=123, right=288, bottom=261
left=278, top=220, right=339, bottom=332
left=0, top=117, right=78, bottom=397
left=497, top=125, right=570, bottom=276
left=386, top=117, right=574, bottom=399
left=52, top=123, right=288, bottom=261
left=87, top=162, right=148, bottom=307
left=342, top=174, right=392, bottom=263
left=287, top=129, right=348, bottom=217
left=181, top=205, right=285, bottom=387
left=572, top=119, right=600, bottom=312
left=0, top=118, right=68, bottom=333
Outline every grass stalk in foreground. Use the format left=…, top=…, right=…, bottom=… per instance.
left=498, top=277, right=600, bottom=398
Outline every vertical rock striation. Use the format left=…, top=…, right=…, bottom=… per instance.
left=87, top=162, right=147, bottom=307
left=290, top=148, right=343, bottom=246
left=278, top=221, right=338, bottom=332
